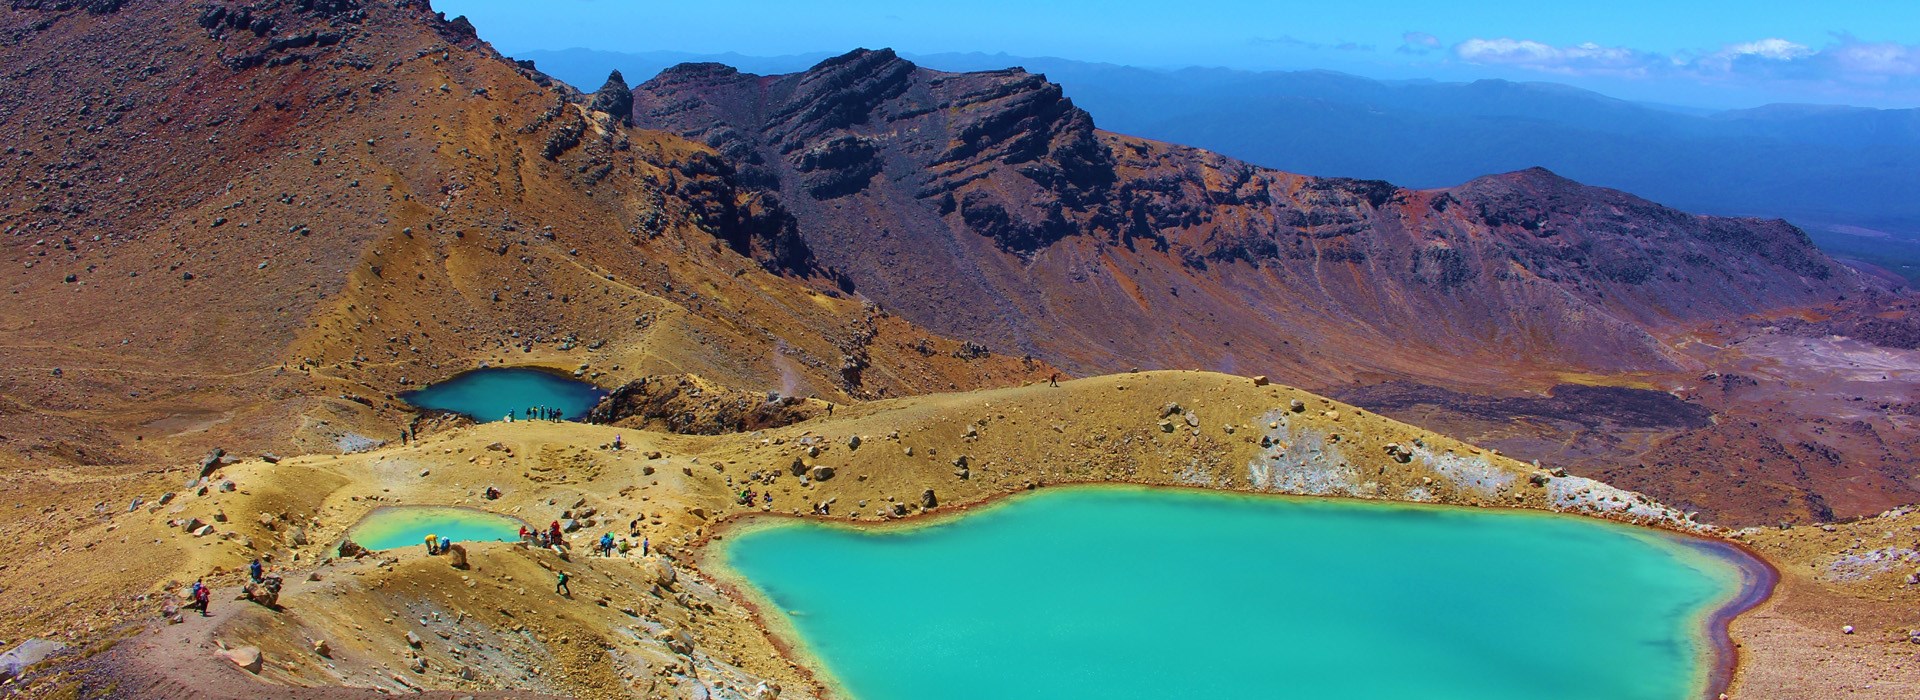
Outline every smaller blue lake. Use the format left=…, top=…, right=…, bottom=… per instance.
left=400, top=367, right=607, bottom=423
left=349, top=506, right=525, bottom=551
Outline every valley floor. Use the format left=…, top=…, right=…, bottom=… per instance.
left=1, top=372, right=1914, bottom=699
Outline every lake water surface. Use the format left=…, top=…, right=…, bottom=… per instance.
left=349, top=506, right=524, bottom=551
left=400, top=367, right=607, bottom=423
left=722, top=486, right=1768, bottom=700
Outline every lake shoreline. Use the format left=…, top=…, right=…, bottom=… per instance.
left=695, top=481, right=1780, bottom=700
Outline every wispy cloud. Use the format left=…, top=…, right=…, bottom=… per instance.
left=1398, top=31, right=1441, bottom=55
left=1252, top=35, right=1375, bottom=52
left=1453, top=34, right=1920, bottom=87
left=1454, top=38, right=1662, bottom=77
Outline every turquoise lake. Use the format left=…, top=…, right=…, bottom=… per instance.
left=348, top=506, right=524, bottom=551
left=400, top=367, right=607, bottom=423
left=722, top=486, right=1767, bottom=700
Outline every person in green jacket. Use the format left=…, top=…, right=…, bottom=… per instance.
left=555, top=570, right=571, bottom=596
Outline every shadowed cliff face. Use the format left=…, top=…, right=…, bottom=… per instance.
left=632, top=49, right=1882, bottom=387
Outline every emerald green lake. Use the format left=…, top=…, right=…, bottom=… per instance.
left=722, top=486, right=1768, bottom=700
left=348, top=506, right=524, bottom=552
left=400, top=367, right=607, bottom=423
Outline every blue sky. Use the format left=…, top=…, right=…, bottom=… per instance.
left=438, top=0, right=1920, bottom=108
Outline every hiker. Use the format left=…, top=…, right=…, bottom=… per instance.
left=519, top=525, right=531, bottom=543
left=548, top=520, right=563, bottom=544
left=438, top=536, right=454, bottom=555
left=617, top=538, right=631, bottom=555
left=1049, top=372, right=1060, bottom=387
left=599, top=532, right=614, bottom=555
left=248, top=558, right=263, bottom=583
left=553, top=408, right=565, bottom=421
left=611, top=434, right=622, bottom=450
left=504, top=412, right=515, bottom=423
left=642, top=537, right=649, bottom=558
left=192, top=581, right=211, bottom=616
left=424, top=533, right=439, bottom=555
left=555, top=570, right=571, bottom=596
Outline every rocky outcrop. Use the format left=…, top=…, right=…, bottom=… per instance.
left=634, top=50, right=1884, bottom=385
left=588, top=375, right=823, bottom=434
left=588, top=70, right=633, bottom=124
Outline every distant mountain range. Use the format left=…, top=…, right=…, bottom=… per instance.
left=518, top=48, right=1920, bottom=281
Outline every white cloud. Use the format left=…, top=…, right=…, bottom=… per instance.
left=1451, top=34, right=1920, bottom=91
left=1721, top=38, right=1813, bottom=61
left=1454, top=38, right=1660, bottom=76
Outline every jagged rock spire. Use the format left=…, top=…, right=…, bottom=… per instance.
left=589, top=69, right=633, bottom=123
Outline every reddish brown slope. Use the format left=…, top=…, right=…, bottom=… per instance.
left=0, top=4, right=1046, bottom=469
left=629, top=50, right=1920, bottom=524
left=631, top=49, right=1876, bottom=387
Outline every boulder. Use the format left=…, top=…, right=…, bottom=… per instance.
left=921, top=489, right=938, bottom=509
left=647, top=558, right=677, bottom=586
left=1289, top=399, right=1306, bottom=413
left=1182, top=411, right=1199, bottom=428
left=0, top=639, right=66, bottom=682
left=338, top=539, right=367, bottom=558
left=1252, top=375, right=1270, bottom=386
left=846, top=434, right=862, bottom=450
left=406, top=631, right=423, bottom=648
left=447, top=543, right=469, bottom=569
left=809, top=465, right=836, bottom=481
left=197, top=448, right=227, bottom=477
left=655, top=627, right=695, bottom=654
left=221, top=646, right=263, bottom=674
left=788, top=457, right=808, bottom=477
left=286, top=526, right=309, bottom=546
left=312, top=640, right=331, bottom=658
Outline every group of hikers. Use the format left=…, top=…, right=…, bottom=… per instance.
left=502, top=405, right=568, bottom=422
left=735, top=487, right=774, bottom=508
left=515, top=519, right=649, bottom=597
left=519, top=520, right=648, bottom=560
left=180, top=558, right=280, bottom=617
left=422, top=533, right=456, bottom=555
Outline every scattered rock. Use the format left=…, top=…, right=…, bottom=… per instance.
left=1252, top=375, right=1270, bottom=386
left=808, top=465, right=835, bottom=481
left=1289, top=399, right=1306, bottom=413
left=312, top=640, right=330, bottom=658
left=846, top=435, right=862, bottom=450
left=406, top=631, right=422, bottom=648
